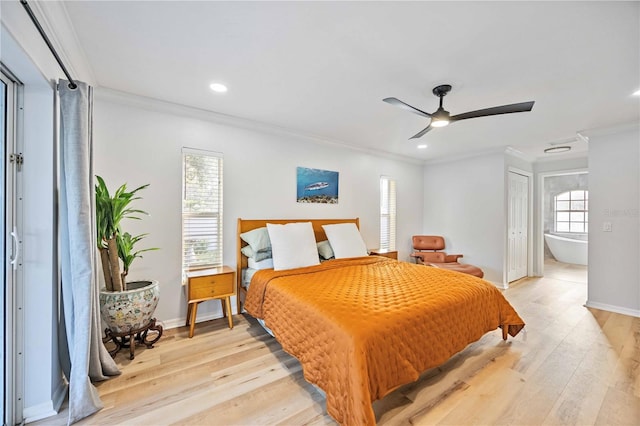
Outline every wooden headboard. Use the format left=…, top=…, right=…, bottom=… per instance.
left=235, top=218, right=359, bottom=313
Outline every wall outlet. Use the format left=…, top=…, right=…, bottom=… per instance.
left=602, top=222, right=612, bottom=232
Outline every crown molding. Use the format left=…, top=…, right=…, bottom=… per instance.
left=532, top=150, right=588, bottom=163
left=30, top=0, right=96, bottom=84
left=579, top=121, right=639, bottom=139
left=423, top=145, right=507, bottom=166
left=94, top=87, right=425, bottom=166
left=423, top=143, right=588, bottom=167
left=504, top=146, right=535, bottom=163
left=1, top=1, right=56, bottom=83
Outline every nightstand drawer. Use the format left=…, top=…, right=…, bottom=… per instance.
left=188, top=273, right=234, bottom=300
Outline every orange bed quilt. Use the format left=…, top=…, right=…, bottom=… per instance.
left=244, top=256, right=524, bottom=425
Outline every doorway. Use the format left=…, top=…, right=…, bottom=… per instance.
left=541, top=171, right=589, bottom=272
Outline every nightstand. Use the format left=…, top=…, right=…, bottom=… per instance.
left=186, top=266, right=235, bottom=337
left=369, top=249, right=398, bottom=260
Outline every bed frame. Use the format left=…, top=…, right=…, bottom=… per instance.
left=236, top=218, right=359, bottom=313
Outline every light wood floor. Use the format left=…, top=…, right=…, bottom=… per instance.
left=33, top=260, right=639, bottom=425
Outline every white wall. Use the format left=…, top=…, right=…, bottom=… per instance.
left=586, top=124, right=640, bottom=316
left=423, top=151, right=506, bottom=285
left=92, top=90, right=424, bottom=327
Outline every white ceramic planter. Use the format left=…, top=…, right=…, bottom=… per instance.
left=99, top=279, right=159, bottom=334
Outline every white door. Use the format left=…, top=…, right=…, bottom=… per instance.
left=0, top=69, right=6, bottom=426
left=1, top=68, right=22, bottom=426
left=508, top=171, right=529, bottom=282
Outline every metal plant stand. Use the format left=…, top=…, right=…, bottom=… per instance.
left=103, top=318, right=163, bottom=360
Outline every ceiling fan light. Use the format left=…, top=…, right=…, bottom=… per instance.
left=431, top=107, right=450, bottom=127
left=431, top=119, right=449, bottom=127
left=384, top=84, right=533, bottom=139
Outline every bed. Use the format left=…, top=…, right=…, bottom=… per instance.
left=237, top=218, right=525, bottom=425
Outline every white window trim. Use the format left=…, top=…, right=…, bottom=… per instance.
left=182, top=148, right=224, bottom=272
left=554, top=190, right=588, bottom=233
left=380, top=176, right=396, bottom=251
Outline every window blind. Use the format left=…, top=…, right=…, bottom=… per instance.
left=182, top=149, right=223, bottom=270
left=380, top=176, right=396, bottom=251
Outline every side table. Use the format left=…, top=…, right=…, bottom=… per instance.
left=186, top=266, right=235, bottom=337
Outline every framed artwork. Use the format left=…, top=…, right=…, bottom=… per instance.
left=296, top=167, right=339, bottom=204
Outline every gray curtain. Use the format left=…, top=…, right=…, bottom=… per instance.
left=58, top=80, right=120, bottom=425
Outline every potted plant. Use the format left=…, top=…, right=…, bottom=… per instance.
left=95, top=176, right=162, bottom=359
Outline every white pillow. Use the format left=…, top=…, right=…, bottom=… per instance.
left=322, top=223, right=368, bottom=259
left=317, top=240, right=334, bottom=259
left=248, top=257, right=274, bottom=270
left=267, top=222, right=320, bottom=271
left=240, top=245, right=272, bottom=262
left=239, top=227, right=271, bottom=253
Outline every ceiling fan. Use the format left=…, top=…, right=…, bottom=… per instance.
left=383, top=84, right=535, bottom=139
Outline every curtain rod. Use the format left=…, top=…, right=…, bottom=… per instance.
left=20, top=0, right=77, bottom=89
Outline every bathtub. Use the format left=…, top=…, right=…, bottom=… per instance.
left=544, top=233, right=588, bottom=265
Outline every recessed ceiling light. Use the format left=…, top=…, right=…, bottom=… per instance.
left=544, top=146, right=571, bottom=154
left=417, top=144, right=427, bottom=149
left=633, top=89, right=640, bottom=96
left=209, top=83, right=228, bottom=93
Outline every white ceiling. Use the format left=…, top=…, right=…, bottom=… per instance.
left=55, top=1, right=639, bottom=162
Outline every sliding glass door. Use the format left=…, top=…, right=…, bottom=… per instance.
left=1, top=69, right=6, bottom=426
left=1, top=67, right=21, bottom=426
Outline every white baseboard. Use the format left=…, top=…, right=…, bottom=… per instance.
left=161, top=311, right=228, bottom=330
left=488, top=280, right=509, bottom=290
left=23, top=400, right=61, bottom=424
left=52, top=379, right=68, bottom=412
left=585, top=300, right=640, bottom=318
left=23, top=377, right=67, bottom=423
left=161, top=296, right=240, bottom=330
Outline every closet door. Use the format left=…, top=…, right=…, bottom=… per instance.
left=508, top=171, right=529, bottom=282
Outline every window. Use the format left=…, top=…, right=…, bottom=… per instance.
left=182, top=148, right=223, bottom=271
left=380, top=176, right=396, bottom=250
left=554, top=190, right=588, bottom=233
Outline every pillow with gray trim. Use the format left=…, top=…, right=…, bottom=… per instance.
left=240, top=227, right=271, bottom=252
left=240, top=245, right=272, bottom=262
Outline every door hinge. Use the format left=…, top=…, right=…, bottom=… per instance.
left=10, top=153, right=23, bottom=171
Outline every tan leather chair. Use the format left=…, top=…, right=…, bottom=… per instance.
left=411, top=235, right=484, bottom=278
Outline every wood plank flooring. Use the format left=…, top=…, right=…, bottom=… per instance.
left=32, top=260, right=639, bottom=425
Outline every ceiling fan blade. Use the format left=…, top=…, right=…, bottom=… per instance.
left=450, top=101, right=535, bottom=122
left=383, top=97, right=432, bottom=118
left=410, top=124, right=433, bottom=139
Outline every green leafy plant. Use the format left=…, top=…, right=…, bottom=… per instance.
left=117, top=232, right=159, bottom=280
left=95, top=176, right=158, bottom=291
